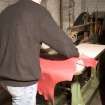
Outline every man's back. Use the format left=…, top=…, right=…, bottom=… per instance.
left=0, top=0, right=44, bottom=86
left=0, top=0, right=79, bottom=87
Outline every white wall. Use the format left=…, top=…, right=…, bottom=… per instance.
left=46, top=0, right=60, bottom=26
left=1, top=0, right=105, bottom=32
left=0, top=0, right=17, bottom=13
left=75, top=0, right=105, bottom=19
left=0, top=0, right=60, bottom=26
left=85, top=0, right=105, bottom=13
left=74, top=0, right=82, bottom=20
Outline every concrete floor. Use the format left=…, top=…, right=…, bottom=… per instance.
left=0, top=89, right=103, bottom=105
left=89, top=90, right=102, bottom=105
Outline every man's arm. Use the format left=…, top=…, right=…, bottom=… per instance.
left=40, top=8, right=79, bottom=58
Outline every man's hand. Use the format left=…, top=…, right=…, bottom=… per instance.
left=74, top=59, right=85, bottom=75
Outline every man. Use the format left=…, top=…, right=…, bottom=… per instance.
left=0, top=0, right=80, bottom=105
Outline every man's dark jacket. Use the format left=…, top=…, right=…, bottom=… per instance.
left=0, top=0, right=79, bottom=86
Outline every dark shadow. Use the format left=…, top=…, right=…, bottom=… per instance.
left=98, top=52, right=105, bottom=105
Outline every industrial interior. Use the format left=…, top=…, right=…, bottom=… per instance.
left=0, top=0, right=105, bottom=105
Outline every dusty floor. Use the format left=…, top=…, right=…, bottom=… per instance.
left=89, top=90, right=102, bottom=105
left=0, top=89, right=103, bottom=105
